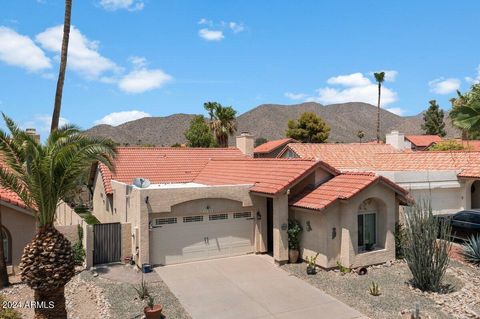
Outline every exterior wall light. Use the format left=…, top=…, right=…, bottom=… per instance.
left=332, top=227, right=337, bottom=239
left=306, top=221, right=312, bottom=232
left=281, top=223, right=288, bottom=230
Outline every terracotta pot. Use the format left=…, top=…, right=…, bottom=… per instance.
left=289, top=249, right=299, bottom=263
left=144, top=305, right=163, bottom=319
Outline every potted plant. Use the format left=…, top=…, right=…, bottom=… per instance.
left=144, top=295, right=163, bottom=319
left=287, top=219, right=303, bottom=263
left=306, top=253, right=319, bottom=275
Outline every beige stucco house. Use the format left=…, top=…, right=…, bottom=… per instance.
left=89, top=134, right=409, bottom=269
left=0, top=189, right=36, bottom=274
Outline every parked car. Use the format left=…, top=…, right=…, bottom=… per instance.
left=440, top=210, right=480, bottom=240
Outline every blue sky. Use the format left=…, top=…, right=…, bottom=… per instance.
left=0, top=0, right=479, bottom=135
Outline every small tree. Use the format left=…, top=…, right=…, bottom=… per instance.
left=286, top=112, right=330, bottom=143
left=403, top=201, right=451, bottom=292
left=184, top=115, right=215, bottom=147
left=204, top=102, right=237, bottom=147
left=254, top=137, right=268, bottom=147
left=357, top=130, right=365, bottom=143
left=422, top=100, right=446, bottom=137
left=428, top=139, right=465, bottom=151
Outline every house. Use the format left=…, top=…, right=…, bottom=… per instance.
left=279, top=142, right=480, bottom=215
left=0, top=188, right=36, bottom=274
left=89, top=134, right=410, bottom=269
left=386, top=130, right=442, bottom=150
left=254, top=138, right=297, bottom=158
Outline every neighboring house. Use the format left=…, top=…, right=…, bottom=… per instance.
left=254, top=138, right=296, bottom=158
left=89, top=134, right=409, bottom=269
left=279, top=142, right=480, bottom=215
left=0, top=188, right=36, bottom=274
left=386, top=131, right=442, bottom=151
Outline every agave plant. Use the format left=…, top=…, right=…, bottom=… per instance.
left=0, top=115, right=115, bottom=319
left=461, top=235, right=480, bottom=265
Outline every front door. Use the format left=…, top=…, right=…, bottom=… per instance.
left=267, top=198, right=273, bottom=254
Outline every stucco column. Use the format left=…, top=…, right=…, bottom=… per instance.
left=273, top=194, right=288, bottom=264
left=138, top=193, right=150, bottom=266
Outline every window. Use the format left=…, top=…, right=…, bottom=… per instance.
left=209, top=213, right=228, bottom=221
left=154, top=217, right=177, bottom=225
left=1, top=227, right=10, bottom=265
left=233, top=212, right=251, bottom=219
left=183, top=216, right=203, bottom=223
left=358, top=213, right=376, bottom=251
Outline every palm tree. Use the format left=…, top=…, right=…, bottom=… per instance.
left=357, top=130, right=365, bottom=143
left=0, top=115, right=115, bottom=319
left=451, top=100, right=480, bottom=136
left=204, top=102, right=237, bottom=147
left=374, top=72, right=385, bottom=143
left=51, top=0, right=73, bottom=132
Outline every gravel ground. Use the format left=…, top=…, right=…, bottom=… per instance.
left=282, top=260, right=464, bottom=319
left=80, top=270, right=191, bottom=319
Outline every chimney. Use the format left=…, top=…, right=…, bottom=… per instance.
left=236, top=132, right=254, bottom=157
left=26, top=128, right=40, bottom=143
left=385, top=130, right=405, bottom=150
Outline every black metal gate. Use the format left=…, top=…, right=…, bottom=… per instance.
left=93, top=223, right=121, bottom=265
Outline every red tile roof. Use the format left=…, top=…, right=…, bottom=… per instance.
left=405, top=135, right=442, bottom=147
left=279, top=143, right=401, bottom=170
left=254, top=138, right=296, bottom=154
left=194, top=159, right=339, bottom=195
left=290, top=172, right=409, bottom=211
left=98, top=147, right=248, bottom=194
left=0, top=188, right=27, bottom=210
left=457, top=140, right=480, bottom=151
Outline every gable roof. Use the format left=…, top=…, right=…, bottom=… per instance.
left=405, top=135, right=442, bottom=147
left=279, top=143, right=400, bottom=170
left=254, top=138, right=296, bottom=154
left=290, top=172, right=410, bottom=211
left=96, top=147, right=248, bottom=194
left=194, top=158, right=339, bottom=195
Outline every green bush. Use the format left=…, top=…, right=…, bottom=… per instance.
left=394, top=222, right=406, bottom=259
left=461, top=234, right=480, bottom=265
left=72, top=241, right=85, bottom=265
left=78, top=212, right=100, bottom=225
left=0, top=295, right=21, bottom=319
left=287, top=219, right=303, bottom=250
left=403, top=202, right=451, bottom=292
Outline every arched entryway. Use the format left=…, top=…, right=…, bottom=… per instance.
left=471, top=181, right=480, bottom=209
left=357, top=198, right=387, bottom=252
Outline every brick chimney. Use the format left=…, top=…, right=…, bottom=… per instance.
left=385, top=130, right=405, bottom=150
left=236, top=132, right=254, bottom=157
left=26, top=128, right=40, bottom=143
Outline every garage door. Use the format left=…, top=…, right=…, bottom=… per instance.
left=149, top=211, right=255, bottom=265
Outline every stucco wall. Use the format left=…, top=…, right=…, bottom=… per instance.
left=55, top=201, right=84, bottom=226
left=1, top=204, right=36, bottom=273
left=56, top=225, right=80, bottom=244
left=292, top=182, right=397, bottom=268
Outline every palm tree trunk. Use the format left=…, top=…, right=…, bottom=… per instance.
left=0, top=208, right=10, bottom=288
left=376, top=82, right=382, bottom=143
left=51, top=0, right=73, bottom=132
left=34, top=287, right=67, bottom=319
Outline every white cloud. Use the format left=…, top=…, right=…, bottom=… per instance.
left=94, top=110, right=151, bottom=126
left=198, top=18, right=213, bottom=27
left=465, top=65, right=480, bottom=84
left=0, top=27, right=51, bottom=72
left=229, top=22, right=245, bottom=33
left=99, top=0, right=144, bottom=11
left=428, top=77, right=461, bottom=95
left=118, top=61, right=173, bottom=94
left=198, top=28, right=224, bottom=41
left=327, top=72, right=371, bottom=87
left=383, top=70, right=398, bottom=82
left=36, top=25, right=121, bottom=80
left=385, top=107, right=404, bottom=116
left=284, top=92, right=308, bottom=100
left=22, top=114, right=69, bottom=134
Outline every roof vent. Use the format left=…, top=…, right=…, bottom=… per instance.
left=133, top=177, right=151, bottom=188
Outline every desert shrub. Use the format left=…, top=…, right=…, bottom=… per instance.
left=369, top=281, right=380, bottom=296
left=403, top=202, right=451, bottom=292
left=394, top=222, right=406, bottom=259
left=0, top=295, right=21, bottom=319
left=461, top=234, right=480, bottom=265
left=72, top=241, right=85, bottom=265
left=134, top=279, right=150, bottom=300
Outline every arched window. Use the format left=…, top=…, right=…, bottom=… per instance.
left=1, top=227, right=11, bottom=265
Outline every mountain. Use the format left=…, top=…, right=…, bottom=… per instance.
left=84, top=102, right=460, bottom=146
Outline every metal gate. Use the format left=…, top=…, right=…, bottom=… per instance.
left=93, top=223, right=121, bottom=265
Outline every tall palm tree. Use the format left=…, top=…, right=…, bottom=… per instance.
left=451, top=100, right=480, bottom=136
left=204, top=102, right=237, bottom=147
left=374, top=72, right=385, bottom=143
left=0, top=115, right=115, bottom=319
left=51, top=0, right=73, bottom=132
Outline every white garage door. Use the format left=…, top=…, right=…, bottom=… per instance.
left=150, top=212, right=255, bottom=265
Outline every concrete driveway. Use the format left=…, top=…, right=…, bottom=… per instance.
left=155, top=255, right=366, bottom=319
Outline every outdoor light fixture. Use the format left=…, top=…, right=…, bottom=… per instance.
left=306, top=221, right=312, bottom=232
left=332, top=227, right=337, bottom=239
left=281, top=223, right=287, bottom=230
left=256, top=211, right=261, bottom=220
left=145, top=196, right=149, bottom=204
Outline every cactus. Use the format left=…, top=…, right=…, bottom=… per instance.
left=369, top=281, right=380, bottom=296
